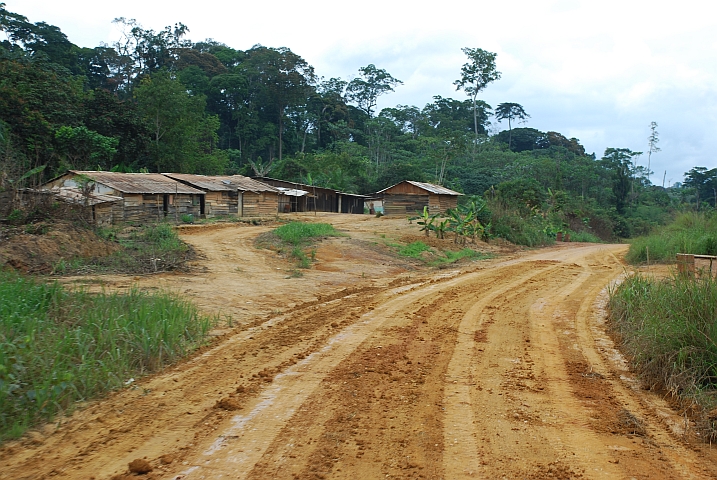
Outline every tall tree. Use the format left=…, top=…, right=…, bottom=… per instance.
left=601, top=148, right=642, bottom=214
left=453, top=48, right=501, bottom=140
left=134, top=70, right=224, bottom=173
left=346, top=64, right=402, bottom=117
left=684, top=167, right=717, bottom=209
left=243, top=46, right=316, bottom=163
left=495, top=102, right=529, bottom=150
left=647, top=121, right=660, bottom=185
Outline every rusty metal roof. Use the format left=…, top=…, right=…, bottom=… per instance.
left=255, top=177, right=368, bottom=197
left=49, top=187, right=123, bottom=206
left=162, top=173, right=279, bottom=193
left=376, top=180, right=463, bottom=196
left=68, top=171, right=204, bottom=194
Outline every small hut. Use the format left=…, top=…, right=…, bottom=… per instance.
left=162, top=174, right=280, bottom=217
left=43, top=171, right=204, bottom=224
left=253, top=177, right=367, bottom=214
left=377, top=181, right=463, bottom=215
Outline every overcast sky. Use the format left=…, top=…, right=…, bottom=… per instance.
left=6, top=0, right=717, bottom=185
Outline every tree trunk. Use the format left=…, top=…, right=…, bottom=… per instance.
left=508, top=117, right=512, bottom=150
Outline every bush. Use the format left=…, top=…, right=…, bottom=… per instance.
left=489, top=209, right=554, bottom=247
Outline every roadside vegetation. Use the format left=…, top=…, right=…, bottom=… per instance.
left=0, top=271, right=216, bottom=441
left=410, top=194, right=605, bottom=248
left=52, top=223, right=194, bottom=275
left=625, top=211, right=717, bottom=264
left=397, top=240, right=491, bottom=266
left=256, top=222, right=344, bottom=269
left=609, top=272, right=717, bottom=440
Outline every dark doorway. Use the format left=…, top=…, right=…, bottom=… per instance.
left=199, top=195, right=205, bottom=216
left=163, top=194, right=169, bottom=216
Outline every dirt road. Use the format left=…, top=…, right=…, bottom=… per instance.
left=3, top=215, right=717, bottom=479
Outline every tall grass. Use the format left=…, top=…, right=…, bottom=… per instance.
left=626, top=211, right=717, bottom=264
left=0, top=271, right=215, bottom=441
left=609, top=272, right=717, bottom=438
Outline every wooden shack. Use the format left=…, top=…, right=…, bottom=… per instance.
left=162, top=173, right=280, bottom=217
left=48, top=187, right=123, bottom=226
left=377, top=181, right=462, bottom=215
left=44, top=171, right=204, bottom=224
left=254, top=177, right=366, bottom=214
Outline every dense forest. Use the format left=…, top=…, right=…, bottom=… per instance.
left=1, top=4, right=715, bottom=239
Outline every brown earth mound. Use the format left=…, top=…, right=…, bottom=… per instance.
left=0, top=221, right=120, bottom=274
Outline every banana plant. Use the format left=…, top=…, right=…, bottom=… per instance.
left=416, top=206, right=437, bottom=237
left=434, top=218, right=450, bottom=239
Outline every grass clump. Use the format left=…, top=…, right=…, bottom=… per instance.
left=625, top=211, right=717, bottom=264
left=398, top=241, right=431, bottom=258
left=257, top=222, right=342, bottom=269
left=609, top=272, right=717, bottom=440
left=274, top=222, right=342, bottom=245
left=0, top=271, right=215, bottom=441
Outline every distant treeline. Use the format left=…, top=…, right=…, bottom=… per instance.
left=1, top=3, right=715, bottom=238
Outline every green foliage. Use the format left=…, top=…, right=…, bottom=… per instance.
left=54, top=126, right=118, bottom=170
left=625, top=212, right=717, bottom=264
left=609, top=273, right=717, bottom=438
left=489, top=203, right=555, bottom=247
left=0, top=271, right=215, bottom=440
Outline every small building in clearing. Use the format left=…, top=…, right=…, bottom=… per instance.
left=253, top=177, right=367, bottom=214
left=162, top=173, right=280, bottom=217
left=44, top=171, right=204, bottom=224
left=376, top=181, right=463, bottom=215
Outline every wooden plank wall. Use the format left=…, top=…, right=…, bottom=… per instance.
left=243, top=192, right=279, bottom=216
left=205, top=191, right=239, bottom=217
left=119, top=194, right=201, bottom=223
left=439, top=195, right=458, bottom=213
left=383, top=194, right=429, bottom=216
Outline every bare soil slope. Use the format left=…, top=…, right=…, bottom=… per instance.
left=3, top=214, right=716, bottom=479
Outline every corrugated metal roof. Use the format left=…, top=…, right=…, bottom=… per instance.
left=376, top=180, right=463, bottom=196
left=275, top=186, right=311, bottom=197
left=255, top=177, right=368, bottom=197
left=162, top=173, right=279, bottom=193
left=69, top=171, right=204, bottom=194
left=49, top=187, right=123, bottom=206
